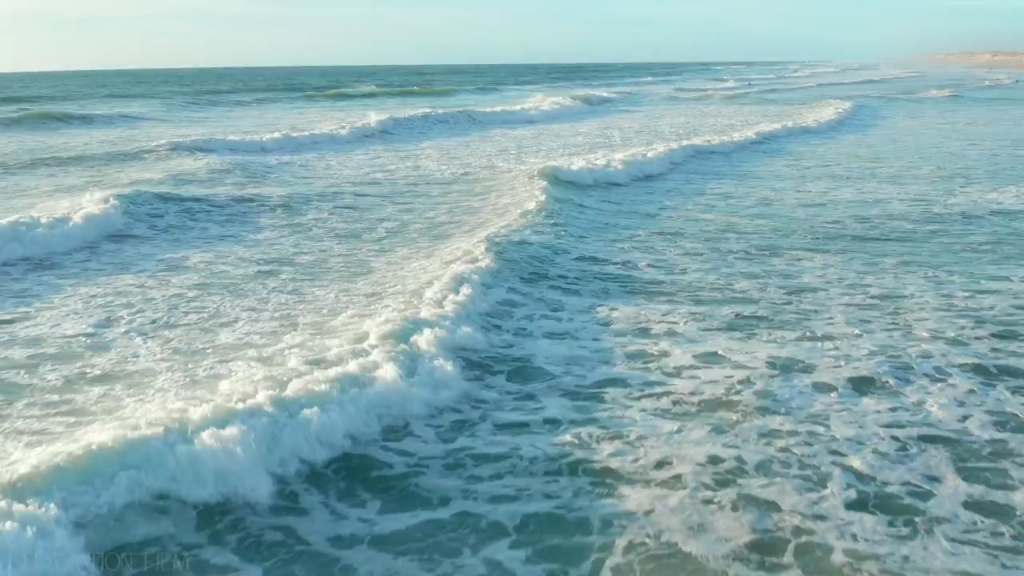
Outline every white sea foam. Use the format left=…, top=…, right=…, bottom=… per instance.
left=538, top=100, right=853, bottom=186
left=0, top=246, right=492, bottom=573
left=164, top=93, right=618, bottom=154
left=0, top=178, right=546, bottom=574
left=0, top=194, right=124, bottom=264
left=918, top=89, right=959, bottom=98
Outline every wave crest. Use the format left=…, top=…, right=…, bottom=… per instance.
left=303, top=86, right=459, bottom=99
left=0, top=195, right=125, bottom=264
left=0, top=187, right=538, bottom=572
left=538, top=100, right=854, bottom=186
left=567, top=91, right=618, bottom=105
left=0, top=110, right=141, bottom=128
left=164, top=93, right=618, bottom=154
left=675, top=72, right=922, bottom=99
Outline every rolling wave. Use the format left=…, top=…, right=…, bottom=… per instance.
left=0, top=190, right=274, bottom=265
left=786, top=67, right=842, bottom=77
left=0, top=252, right=488, bottom=569
left=0, top=109, right=142, bottom=128
left=0, top=186, right=537, bottom=575
left=566, top=91, right=618, bottom=105
left=0, top=195, right=125, bottom=264
left=163, top=93, right=618, bottom=154
left=538, top=100, right=854, bottom=186
left=676, top=72, right=922, bottom=99
left=303, top=85, right=460, bottom=99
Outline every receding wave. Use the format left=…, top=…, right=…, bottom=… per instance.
left=303, top=85, right=460, bottom=99
left=0, top=109, right=142, bottom=128
left=163, top=93, right=618, bottom=154
left=0, top=195, right=125, bottom=264
left=538, top=100, right=854, bottom=186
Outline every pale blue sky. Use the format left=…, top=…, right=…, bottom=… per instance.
left=1, top=0, right=1022, bottom=72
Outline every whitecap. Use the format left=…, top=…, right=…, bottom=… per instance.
left=538, top=100, right=854, bottom=186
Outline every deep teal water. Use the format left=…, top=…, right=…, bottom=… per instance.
left=1, top=62, right=1023, bottom=575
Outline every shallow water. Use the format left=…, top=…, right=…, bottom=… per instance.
left=1, top=63, right=1023, bottom=575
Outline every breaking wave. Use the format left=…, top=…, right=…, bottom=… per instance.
left=0, top=195, right=125, bottom=264
left=0, top=183, right=542, bottom=576
left=538, top=100, right=854, bottom=186
left=302, top=86, right=460, bottom=99
left=163, top=93, right=618, bottom=154
left=676, top=72, right=922, bottom=99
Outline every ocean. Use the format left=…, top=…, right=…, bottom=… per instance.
left=1, top=62, right=1022, bottom=575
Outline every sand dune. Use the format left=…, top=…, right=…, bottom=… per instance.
left=932, top=51, right=1024, bottom=69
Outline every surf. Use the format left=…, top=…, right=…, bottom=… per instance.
left=162, top=92, right=620, bottom=154
left=0, top=195, right=125, bottom=265
left=302, top=86, right=460, bottom=99
left=538, top=100, right=854, bottom=186
left=0, top=175, right=547, bottom=574
left=675, top=72, right=922, bottom=99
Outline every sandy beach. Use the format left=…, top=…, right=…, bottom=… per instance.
left=932, top=51, right=1024, bottom=69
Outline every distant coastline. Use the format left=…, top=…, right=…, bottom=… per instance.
left=931, top=51, right=1024, bottom=70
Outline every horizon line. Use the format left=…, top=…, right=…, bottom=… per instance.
left=0, top=58, right=875, bottom=76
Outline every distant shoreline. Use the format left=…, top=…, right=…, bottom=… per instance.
left=931, top=51, right=1024, bottom=70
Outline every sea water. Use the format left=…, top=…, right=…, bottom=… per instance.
left=1, top=63, right=1022, bottom=575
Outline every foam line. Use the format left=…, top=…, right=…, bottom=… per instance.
left=538, top=100, right=854, bottom=186
left=164, top=93, right=619, bottom=154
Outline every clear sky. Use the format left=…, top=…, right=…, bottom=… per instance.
left=1, top=0, right=1022, bottom=72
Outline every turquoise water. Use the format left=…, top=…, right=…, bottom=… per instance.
left=1, top=63, right=1023, bottom=575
